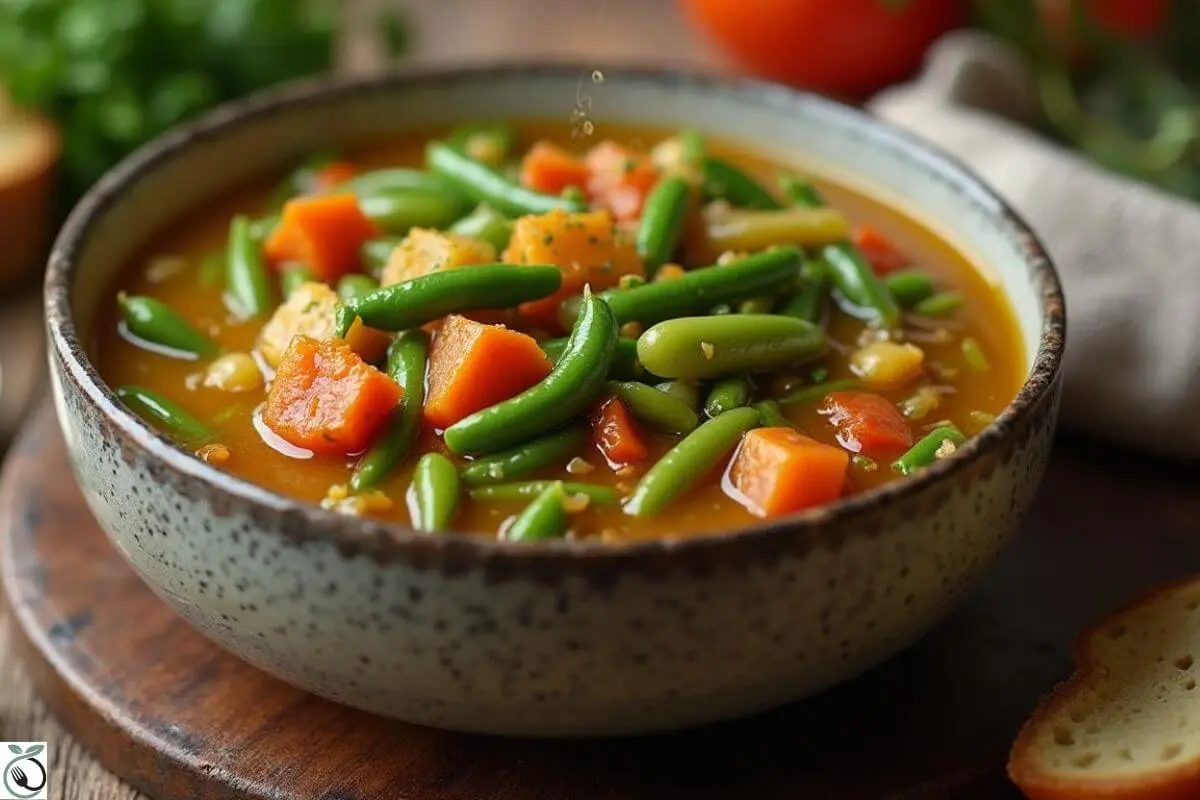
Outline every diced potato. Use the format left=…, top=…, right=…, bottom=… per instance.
left=380, top=228, right=496, bottom=286
left=203, top=352, right=263, bottom=393
left=850, top=341, right=925, bottom=390
left=256, top=281, right=389, bottom=368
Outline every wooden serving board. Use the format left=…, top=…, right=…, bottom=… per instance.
left=3, top=407, right=1199, bottom=800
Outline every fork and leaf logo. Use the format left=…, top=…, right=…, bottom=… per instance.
left=2, top=743, right=46, bottom=800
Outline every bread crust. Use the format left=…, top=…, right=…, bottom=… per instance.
left=1008, top=577, right=1200, bottom=800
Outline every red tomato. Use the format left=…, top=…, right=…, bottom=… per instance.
left=679, top=0, right=968, bottom=97
left=1039, top=0, right=1167, bottom=59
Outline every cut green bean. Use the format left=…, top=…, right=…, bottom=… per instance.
left=738, top=296, right=775, bottom=314
left=782, top=178, right=899, bottom=329
left=892, top=426, right=967, bottom=476
left=449, top=204, right=514, bottom=252
left=704, top=206, right=851, bottom=253
left=361, top=238, right=399, bottom=278
left=777, top=378, right=861, bottom=406
left=345, top=168, right=462, bottom=198
left=225, top=215, right=273, bottom=318
left=115, top=385, right=214, bottom=444
left=624, top=407, right=761, bottom=517
left=609, top=381, right=700, bottom=435
left=705, top=377, right=753, bottom=417
left=753, top=400, right=796, bottom=429
left=118, top=293, right=217, bottom=359
left=470, top=481, right=619, bottom=505
left=637, top=314, right=825, bottom=380
left=358, top=189, right=467, bottom=234
left=337, top=274, right=380, bottom=303
left=883, top=269, right=935, bottom=308
left=351, top=330, right=429, bottom=491
left=460, top=426, right=587, bottom=486
left=245, top=214, right=279, bottom=244
left=780, top=259, right=830, bottom=324
left=912, top=291, right=964, bottom=317
left=680, top=129, right=706, bottom=164
left=407, top=453, right=461, bottom=532
left=540, top=336, right=642, bottom=379
left=702, top=157, right=782, bottom=209
left=594, top=247, right=802, bottom=326
left=445, top=295, right=617, bottom=455
left=281, top=266, right=315, bottom=298
left=961, top=337, right=990, bottom=372
left=505, top=483, right=570, bottom=543
left=427, top=141, right=587, bottom=217
left=341, top=264, right=562, bottom=334
left=448, top=122, right=515, bottom=167
left=655, top=380, right=702, bottom=410
left=637, top=175, right=691, bottom=276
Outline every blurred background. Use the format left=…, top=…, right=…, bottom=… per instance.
left=0, top=0, right=1194, bottom=454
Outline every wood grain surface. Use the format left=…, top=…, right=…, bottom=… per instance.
left=2, top=405, right=1199, bottom=800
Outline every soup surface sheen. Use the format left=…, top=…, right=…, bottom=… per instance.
left=96, top=123, right=1025, bottom=542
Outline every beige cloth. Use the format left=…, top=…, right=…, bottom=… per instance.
left=869, top=31, right=1200, bottom=459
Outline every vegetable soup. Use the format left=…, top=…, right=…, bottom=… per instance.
left=96, top=123, right=1024, bottom=542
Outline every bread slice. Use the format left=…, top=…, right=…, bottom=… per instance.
left=1008, top=578, right=1200, bottom=800
left=0, top=88, right=59, bottom=288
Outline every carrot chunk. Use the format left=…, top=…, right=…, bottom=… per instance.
left=310, top=161, right=360, bottom=194
left=591, top=396, right=649, bottom=466
left=585, top=141, right=660, bottom=223
left=729, top=427, right=849, bottom=517
left=820, top=391, right=914, bottom=457
left=264, top=193, right=379, bottom=282
left=263, top=335, right=402, bottom=455
left=503, top=208, right=644, bottom=330
left=852, top=224, right=908, bottom=276
left=520, top=141, right=591, bottom=195
left=423, top=316, right=553, bottom=429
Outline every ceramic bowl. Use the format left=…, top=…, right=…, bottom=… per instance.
left=45, top=65, right=1065, bottom=737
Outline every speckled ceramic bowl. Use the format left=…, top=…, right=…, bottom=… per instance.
left=45, top=65, right=1065, bottom=737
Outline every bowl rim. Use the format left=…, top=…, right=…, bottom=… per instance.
left=45, top=62, right=1065, bottom=565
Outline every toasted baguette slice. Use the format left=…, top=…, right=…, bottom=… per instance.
left=1009, top=577, right=1200, bottom=800
left=0, top=89, right=59, bottom=288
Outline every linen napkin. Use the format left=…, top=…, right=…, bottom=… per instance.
left=868, top=31, right=1200, bottom=459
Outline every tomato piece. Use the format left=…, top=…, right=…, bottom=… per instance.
left=585, top=141, right=660, bottom=223
left=853, top=224, right=908, bottom=276
left=820, top=391, right=914, bottom=457
left=679, top=0, right=966, bottom=97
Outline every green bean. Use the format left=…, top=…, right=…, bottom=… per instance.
left=594, top=247, right=803, bottom=326
left=360, top=238, right=399, bottom=278
left=115, top=385, right=214, bottom=444
left=655, top=380, right=702, bottom=410
left=345, top=168, right=461, bottom=198
left=271, top=150, right=338, bottom=205
left=117, top=293, right=217, bottom=359
left=892, top=426, right=967, bottom=476
left=734, top=296, right=772, bottom=315
left=704, top=206, right=850, bottom=253
left=637, top=314, right=825, bottom=380
left=444, top=294, right=617, bottom=455
left=883, top=269, right=935, bottom=308
left=540, top=336, right=642, bottom=379
left=470, top=481, right=619, bottom=505
left=449, top=204, right=514, bottom=252
left=407, top=453, right=461, bottom=532
left=339, top=265, right=562, bottom=335
left=246, top=214, right=279, bottom=244
left=624, top=407, right=761, bottom=517
left=350, top=330, right=429, bottom=491
left=505, top=483, right=570, bottom=543
left=782, top=178, right=899, bottom=329
left=777, top=378, right=861, bottom=406
left=780, top=259, right=830, bottom=324
left=460, top=426, right=587, bottom=486
left=427, top=141, right=587, bottom=217
left=608, top=381, right=699, bottom=435
left=225, top=215, right=273, bottom=318
left=636, top=175, right=691, bottom=276
left=358, top=189, right=466, bottom=234
left=448, top=122, right=515, bottom=167
left=754, top=400, right=796, bottom=429
left=337, top=274, right=379, bottom=303
left=702, top=157, right=782, bottom=209
left=961, top=337, right=990, bottom=372
left=561, top=185, right=588, bottom=206
left=680, top=128, right=706, bottom=164
left=705, top=377, right=753, bottom=417
left=912, top=291, right=964, bottom=317
left=281, top=266, right=314, bottom=298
